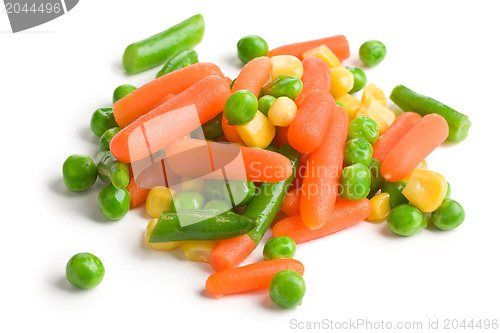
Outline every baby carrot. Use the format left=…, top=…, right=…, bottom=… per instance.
left=372, top=112, right=422, bottom=162
left=209, top=234, right=256, bottom=273
left=300, top=105, right=349, bottom=229
left=274, top=126, right=289, bottom=148
left=267, top=35, right=350, bottom=61
left=221, top=114, right=243, bottom=143
left=282, top=188, right=301, bottom=217
left=294, top=56, right=331, bottom=107
left=231, top=56, right=272, bottom=97
left=113, top=63, right=224, bottom=127
left=272, top=198, right=371, bottom=243
left=381, top=113, right=449, bottom=182
left=205, top=259, right=305, bottom=296
left=127, top=177, right=150, bottom=208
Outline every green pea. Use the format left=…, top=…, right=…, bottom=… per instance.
left=225, top=180, right=256, bottom=207
left=98, top=185, right=131, bottom=220
left=173, top=190, right=205, bottom=210
left=112, top=84, right=137, bottom=104
left=263, top=236, right=296, bottom=261
left=345, top=66, right=367, bottom=93
left=99, top=127, right=121, bottom=151
left=90, top=107, right=118, bottom=137
left=204, top=199, right=232, bottom=212
left=202, top=112, right=224, bottom=140
left=268, top=75, right=303, bottom=100
left=444, top=181, right=451, bottom=199
left=347, top=116, right=379, bottom=143
left=62, top=154, right=97, bottom=192
left=237, top=35, right=269, bottom=64
left=66, top=253, right=105, bottom=289
left=339, top=163, right=371, bottom=200
left=431, top=199, right=465, bottom=231
left=343, top=138, right=373, bottom=166
left=203, top=179, right=226, bottom=202
left=359, top=40, right=386, bottom=67
left=387, top=204, right=425, bottom=236
left=258, top=95, right=276, bottom=116
left=381, top=181, right=409, bottom=209
left=269, top=270, right=306, bottom=309
left=224, top=90, right=258, bottom=125
left=368, top=158, right=385, bottom=198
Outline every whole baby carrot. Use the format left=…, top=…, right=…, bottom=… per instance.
left=294, top=56, right=331, bottom=107
left=381, top=113, right=449, bottom=182
left=267, top=35, right=350, bottom=61
left=231, top=56, right=272, bottom=97
left=282, top=188, right=301, bottom=217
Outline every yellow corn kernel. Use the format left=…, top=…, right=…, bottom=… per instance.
left=180, top=177, right=204, bottom=193
left=302, top=45, right=341, bottom=68
left=270, top=55, right=303, bottom=80
left=362, top=83, right=387, bottom=106
left=357, top=99, right=395, bottom=133
left=404, top=160, right=428, bottom=182
left=268, top=97, right=297, bottom=127
left=402, top=169, right=447, bottom=213
left=146, top=186, right=175, bottom=218
left=145, top=219, right=181, bottom=251
left=329, top=67, right=354, bottom=99
left=182, top=240, right=219, bottom=262
left=336, top=93, right=362, bottom=121
left=366, top=193, right=391, bottom=222
left=236, top=111, right=276, bottom=148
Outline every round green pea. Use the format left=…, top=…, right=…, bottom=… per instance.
left=387, top=204, right=425, bottom=236
left=204, top=199, right=232, bottom=212
left=237, top=35, right=269, bottom=64
left=431, top=199, right=465, bottom=231
left=90, top=107, right=118, bottom=137
left=173, top=190, right=205, bottom=210
left=99, top=127, right=121, bottom=151
left=345, top=66, right=367, bottom=93
left=268, top=75, right=303, bottom=100
left=224, top=90, right=258, bottom=125
left=359, top=40, right=386, bottom=67
left=224, top=180, right=256, bottom=207
left=339, top=163, right=371, bottom=200
left=381, top=180, right=409, bottom=209
left=368, top=158, right=385, bottom=198
left=269, top=270, right=306, bottom=309
left=263, top=236, right=296, bottom=261
left=202, top=112, right=224, bottom=140
left=98, top=185, right=130, bottom=220
left=343, top=138, right=373, bottom=166
left=66, top=252, right=105, bottom=289
left=112, top=84, right=136, bottom=104
left=62, top=154, right=97, bottom=192
left=258, top=95, right=276, bottom=116
left=347, top=117, right=379, bottom=143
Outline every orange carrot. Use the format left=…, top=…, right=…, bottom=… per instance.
left=288, top=154, right=307, bottom=191
left=231, top=56, right=272, bottom=97
left=273, top=198, right=371, bottom=243
left=288, top=90, right=335, bottom=154
left=205, top=259, right=305, bottom=296
left=151, top=93, right=175, bottom=110
left=381, top=114, right=448, bottom=182
left=372, top=112, right=422, bottom=162
left=113, top=63, right=224, bottom=127
left=221, top=114, right=243, bottom=143
left=209, top=234, right=256, bottom=273
left=294, top=56, right=331, bottom=107
left=267, top=35, right=350, bottom=61
left=126, top=177, right=150, bottom=208
left=300, top=105, right=348, bottom=230
left=273, top=126, right=289, bottom=148
left=110, top=76, right=230, bottom=163
left=282, top=188, right=301, bottom=217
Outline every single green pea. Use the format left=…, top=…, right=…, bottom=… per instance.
left=224, top=90, right=258, bottom=125
left=112, top=84, right=137, bottom=104
left=368, top=158, right=385, bottom=198
left=444, top=181, right=452, bottom=199
left=90, top=107, right=118, bottom=137
left=66, top=253, right=105, bottom=289
left=268, top=75, right=303, bottom=100
left=98, top=185, right=131, bottom=220
left=258, top=95, right=276, bottom=116
left=263, top=236, right=296, bottom=261
left=62, top=154, right=97, bottom=192
left=387, top=204, right=425, bottom=236
left=99, top=127, right=121, bottom=151
left=173, top=190, right=205, bottom=210
left=225, top=180, right=256, bottom=207
left=204, top=199, right=232, bottom=212
left=339, top=163, right=371, bottom=200
left=345, top=66, right=367, bottom=93
left=202, top=112, right=224, bottom=140
left=343, top=138, right=373, bottom=166
left=269, top=270, right=306, bottom=309
left=431, top=199, right=465, bottom=231
left=347, top=116, right=379, bottom=143
left=203, top=179, right=226, bottom=202
left=359, top=40, right=386, bottom=67
left=237, top=35, right=269, bottom=64
left=381, top=180, right=409, bottom=209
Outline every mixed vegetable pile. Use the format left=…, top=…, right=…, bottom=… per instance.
left=62, top=14, right=470, bottom=308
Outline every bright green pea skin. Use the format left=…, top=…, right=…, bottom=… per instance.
left=237, top=35, right=269, bottom=64
left=173, top=190, right=205, bottom=210
left=347, top=116, right=379, bottom=144
left=225, top=180, right=256, bottom=207
left=269, top=270, right=306, bottom=309
left=381, top=180, right=409, bottom=209
left=431, top=199, right=465, bottom=231
left=345, top=66, right=367, bottom=93
left=204, top=199, right=232, bottom=212
left=202, top=112, right=224, bottom=140
left=263, top=236, right=296, bottom=261
left=339, top=163, right=371, bottom=200
left=359, top=40, right=387, bottom=67
left=258, top=95, right=276, bottom=116
left=62, top=154, right=97, bottom=192
left=387, top=204, right=426, bottom=236
left=224, top=90, right=258, bottom=125
left=343, top=138, right=373, bottom=166
left=368, top=158, right=385, bottom=198
left=99, top=127, right=121, bottom=151
left=98, top=185, right=131, bottom=220
left=268, top=75, right=303, bottom=100
left=66, top=253, right=105, bottom=289
left=112, top=84, right=137, bottom=104
left=90, top=108, right=118, bottom=137
left=444, top=181, right=452, bottom=199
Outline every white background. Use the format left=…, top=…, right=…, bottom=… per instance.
left=1, top=1, right=499, bottom=332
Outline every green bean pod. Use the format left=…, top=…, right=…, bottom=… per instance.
left=156, top=49, right=199, bottom=78
left=96, top=151, right=129, bottom=189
